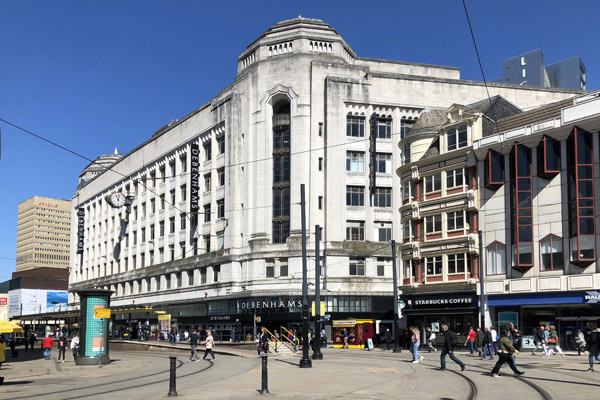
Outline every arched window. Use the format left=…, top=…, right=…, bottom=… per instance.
left=486, top=241, right=506, bottom=275
left=540, top=235, right=563, bottom=271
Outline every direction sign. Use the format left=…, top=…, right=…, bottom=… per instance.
left=94, top=308, right=111, bottom=319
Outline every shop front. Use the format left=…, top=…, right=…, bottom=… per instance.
left=401, top=291, right=478, bottom=345
left=487, top=290, right=600, bottom=351
left=332, top=319, right=375, bottom=348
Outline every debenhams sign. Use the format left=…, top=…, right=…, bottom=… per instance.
left=241, top=300, right=303, bottom=310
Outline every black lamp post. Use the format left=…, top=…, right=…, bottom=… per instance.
left=299, top=184, right=312, bottom=368
left=392, top=240, right=401, bottom=353
left=312, top=224, right=323, bottom=360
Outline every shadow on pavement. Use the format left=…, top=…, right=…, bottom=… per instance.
left=0, top=380, right=34, bottom=385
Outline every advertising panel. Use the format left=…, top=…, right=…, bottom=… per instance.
left=84, top=296, right=109, bottom=357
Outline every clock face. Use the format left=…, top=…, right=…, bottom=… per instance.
left=110, top=192, right=126, bottom=207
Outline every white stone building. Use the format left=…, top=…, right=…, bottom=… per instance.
left=68, top=17, right=582, bottom=340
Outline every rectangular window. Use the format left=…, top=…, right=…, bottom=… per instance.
left=375, top=222, right=392, bottom=242
left=447, top=211, right=464, bottom=231
left=180, top=155, right=187, bottom=173
left=403, top=143, right=411, bottom=164
left=140, top=252, right=146, bottom=268
left=346, top=221, right=365, bottom=241
left=200, top=267, right=207, bottom=284
left=217, top=199, right=225, bottom=218
left=180, top=185, right=187, bottom=202
left=150, top=224, right=155, bottom=240
left=346, top=116, right=365, bottom=137
left=279, top=259, right=288, bottom=277
left=180, top=213, right=186, bottom=230
left=402, top=182, right=411, bottom=201
left=160, top=194, right=165, bottom=209
left=159, top=220, right=165, bottom=237
left=346, top=186, right=365, bottom=206
left=538, top=135, right=561, bottom=178
left=204, top=142, right=212, bottom=161
left=425, top=215, right=442, bottom=234
left=510, top=143, right=534, bottom=268
left=204, top=174, right=211, bottom=192
left=540, top=235, right=563, bottom=271
left=487, top=242, right=506, bottom=275
left=204, top=235, right=211, bottom=253
left=349, top=257, right=365, bottom=276
left=169, top=244, right=175, bottom=261
left=447, top=125, right=468, bottom=151
left=375, top=153, right=392, bottom=173
left=217, top=135, right=225, bottom=155
left=425, top=174, right=441, bottom=193
left=273, top=187, right=290, bottom=217
left=426, top=256, right=442, bottom=275
left=374, top=187, right=392, bottom=207
left=204, top=204, right=211, bottom=223
left=266, top=259, right=275, bottom=278
left=400, top=119, right=414, bottom=140
left=159, top=247, right=164, bottom=263
left=142, top=202, right=146, bottom=217
left=486, top=149, right=504, bottom=190
left=170, top=189, right=176, bottom=205
left=169, top=217, right=175, bottom=233
left=377, top=258, right=387, bottom=276
left=273, top=221, right=289, bottom=244
left=217, top=167, right=225, bottom=186
left=318, top=196, right=323, bottom=210
left=180, top=241, right=186, bottom=258
left=318, top=157, right=323, bottom=171
left=376, top=118, right=392, bottom=139
left=446, top=168, right=464, bottom=189
left=273, top=154, right=291, bottom=182
left=159, top=165, right=166, bottom=180
left=133, top=231, right=137, bottom=245
left=150, top=199, right=156, bottom=214
left=149, top=171, right=156, bottom=188
left=217, top=230, right=224, bottom=249
left=213, top=265, right=220, bottom=282
left=448, top=253, right=466, bottom=274
left=170, top=161, right=176, bottom=177
left=346, top=151, right=365, bottom=172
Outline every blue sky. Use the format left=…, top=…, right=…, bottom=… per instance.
left=1, top=0, right=598, bottom=280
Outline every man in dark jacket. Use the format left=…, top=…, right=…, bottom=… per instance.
left=475, top=328, right=483, bottom=357
left=383, top=328, right=392, bottom=351
left=482, top=326, right=494, bottom=360
left=440, top=324, right=465, bottom=371
left=531, top=326, right=546, bottom=356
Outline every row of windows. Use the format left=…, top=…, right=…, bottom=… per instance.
left=346, top=221, right=392, bottom=242
left=346, top=151, right=393, bottom=174
left=421, top=210, right=467, bottom=234
left=346, top=186, right=392, bottom=207
left=404, top=253, right=470, bottom=278
left=349, top=257, right=391, bottom=277
left=347, top=116, right=414, bottom=140
left=486, top=235, right=566, bottom=275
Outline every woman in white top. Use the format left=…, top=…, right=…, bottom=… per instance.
left=70, top=333, right=80, bottom=362
left=201, top=331, right=216, bottom=361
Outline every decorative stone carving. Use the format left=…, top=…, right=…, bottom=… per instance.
left=411, top=202, right=419, bottom=218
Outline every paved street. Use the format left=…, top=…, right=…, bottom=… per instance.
left=1, top=344, right=599, bottom=399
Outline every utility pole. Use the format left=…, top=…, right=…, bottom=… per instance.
left=312, top=224, right=323, bottom=360
left=392, top=240, right=401, bottom=353
left=299, top=184, right=312, bottom=368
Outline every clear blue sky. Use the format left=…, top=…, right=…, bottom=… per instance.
left=1, top=0, right=598, bottom=280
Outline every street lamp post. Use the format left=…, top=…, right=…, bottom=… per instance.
left=299, top=184, right=312, bottom=368
left=312, top=225, right=323, bottom=360
left=392, top=240, right=401, bottom=353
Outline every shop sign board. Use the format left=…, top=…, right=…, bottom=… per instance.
left=405, top=293, right=477, bottom=310
left=584, top=291, right=600, bottom=303
left=521, top=335, right=535, bottom=348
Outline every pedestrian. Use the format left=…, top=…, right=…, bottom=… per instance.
left=57, top=336, right=67, bottom=363
left=320, top=328, right=326, bottom=348
left=506, top=322, right=522, bottom=351
left=71, top=333, right=80, bottom=362
left=546, top=325, right=564, bottom=356
left=200, top=331, right=216, bottom=361
left=575, top=329, right=586, bottom=356
left=440, top=324, right=465, bottom=371
left=169, top=323, right=178, bottom=345
left=273, top=330, right=280, bottom=352
left=410, top=327, right=423, bottom=363
left=187, top=329, right=201, bottom=362
left=491, top=329, right=524, bottom=378
left=137, top=322, right=143, bottom=341
left=475, top=328, right=483, bottom=357
left=257, top=327, right=269, bottom=357
left=383, top=328, right=392, bottom=351
left=42, top=334, right=55, bottom=360
left=481, top=326, right=494, bottom=360
left=531, top=326, right=547, bottom=356
left=9, top=337, right=17, bottom=358
left=0, top=337, right=5, bottom=370
left=490, top=326, right=498, bottom=355
left=343, top=328, right=349, bottom=349
left=465, top=327, right=476, bottom=356
left=426, top=327, right=436, bottom=353
left=586, top=322, right=600, bottom=371
left=403, top=328, right=410, bottom=350
left=29, top=333, right=36, bottom=352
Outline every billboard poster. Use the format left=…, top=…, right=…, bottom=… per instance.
left=46, top=291, right=68, bottom=312
left=84, top=296, right=109, bottom=357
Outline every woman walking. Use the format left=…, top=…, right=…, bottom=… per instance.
left=491, top=330, right=524, bottom=378
left=586, top=322, right=600, bottom=371
left=575, top=329, right=586, bottom=356
left=200, top=331, right=216, bottom=361
left=71, top=333, right=80, bottom=362
left=426, top=327, right=436, bottom=353
left=257, top=327, right=269, bottom=357
left=546, top=326, right=564, bottom=357
left=57, top=336, right=67, bottom=363
left=410, top=327, right=423, bottom=363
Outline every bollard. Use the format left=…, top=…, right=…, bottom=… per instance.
left=259, top=354, right=269, bottom=394
left=168, top=355, right=178, bottom=397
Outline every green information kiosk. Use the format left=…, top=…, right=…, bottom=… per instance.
left=73, top=288, right=113, bottom=365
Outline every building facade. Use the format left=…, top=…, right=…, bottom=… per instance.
left=16, top=196, right=71, bottom=272
left=68, top=17, right=582, bottom=337
left=493, top=49, right=586, bottom=90
left=474, top=91, right=600, bottom=347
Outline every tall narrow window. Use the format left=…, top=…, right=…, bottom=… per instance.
left=217, top=135, right=225, bottom=155
left=537, top=135, right=561, bottom=179
left=487, top=241, right=506, bottom=275
left=400, top=119, right=414, bottom=140
left=540, top=235, right=563, bottom=271
left=403, top=143, right=411, bottom=164
left=272, top=101, right=290, bottom=244
left=567, top=127, right=595, bottom=265
left=203, top=142, right=212, bottom=161
left=510, top=144, right=533, bottom=270
left=486, top=149, right=504, bottom=190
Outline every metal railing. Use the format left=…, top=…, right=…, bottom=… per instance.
left=280, top=326, right=299, bottom=348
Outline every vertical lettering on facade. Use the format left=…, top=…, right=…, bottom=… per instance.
left=77, top=208, right=85, bottom=254
left=190, top=143, right=200, bottom=214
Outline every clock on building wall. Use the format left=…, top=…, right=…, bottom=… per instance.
left=106, top=192, right=126, bottom=208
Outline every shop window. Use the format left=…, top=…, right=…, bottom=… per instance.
left=446, top=168, right=464, bottom=189
left=426, top=256, right=442, bottom=276
left=510, top=144, right=534, bottom=270
left=346, top=151, right=365, bottom=172
left=447, top=211, right=464, bottom=231
left=567, top=127, right=595, bottom=265
left=425, top=214, right=442, bottom=234
left=346, top=186, right=365, bottom=206
left=346, top=221, right=365, bottom=241
left=485, top=149, right=504, bottom=190
left=349, top=257, right=365, bottom=276
left=540, top=235, right=564, bottom=271
left=400, top=119, right=414, bottom=140
left=376, top=117, right=392, bottom=139
left=373, top=187, right=392, bottom=207
left=424, top=173, right=441, bottom=193
left=537, top=135, right=561, bottom=179
left=486, top=241, right=506, bottom=275
left=448, top=253, right=466, bottom=274
left=447, top=125, right=468, bottom=151
left=347, top=115, right=365, bottom=137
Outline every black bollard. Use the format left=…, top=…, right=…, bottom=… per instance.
left=259, top=354, right=269, bottom=394
left=168, top=355, right=178, bottom=397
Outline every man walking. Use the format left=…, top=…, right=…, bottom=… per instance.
left=532, top=326, right=546, bottom=355
left=475, top=328, right=483, bottom=357
left=490, top=326, right=498, bottom=355
left=187, top=329, right=201, bottom=362
left=426, top=327, right=436, bottom=353
left=482, top=326, right=494, bottom=360
left=343, top=328, right=349, bottom=349
left=383, top=328, right=392, bottom=350
left=440, top=324, right=465, bottom=371
left=29, top=333, right=36, bottom=352
left=42, top=334, right=54, bottom=360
